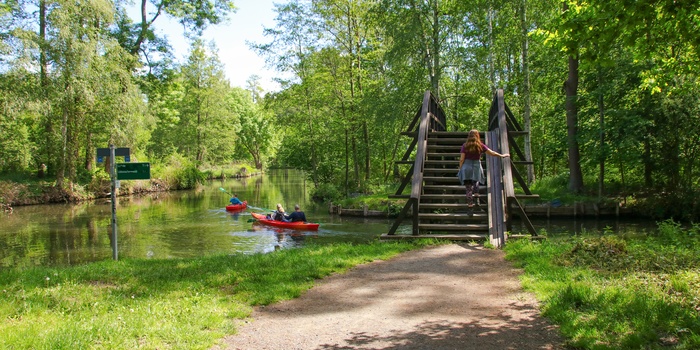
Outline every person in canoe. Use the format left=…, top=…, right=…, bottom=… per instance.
left=230, top=194, right=244, bottom=205
left=287, top=204, right=307, bottom=222
left=268, top=203, right=290, bottom=222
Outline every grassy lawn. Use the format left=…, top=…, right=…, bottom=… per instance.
left=4, top=220, right=699, bottom=349
left=505, top=220, right=700, bottom=349
left=0, top=240, right=442, bottom=349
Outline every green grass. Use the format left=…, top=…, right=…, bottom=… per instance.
left=504, top=220, right=700, bottom=349
left=0, top=240, right=442, bottom=349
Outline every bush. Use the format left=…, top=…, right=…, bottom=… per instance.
left=175, top=165, right=205, bottom=189
left=86, top=168, right=111, bottom=196
left=311, top=183, right=341, bottom=203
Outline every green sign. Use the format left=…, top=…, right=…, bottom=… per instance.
left=116, top=162, right=151, bottom=180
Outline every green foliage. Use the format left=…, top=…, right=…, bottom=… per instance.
left=86, top=168, right=111, bottom=195
left=0, top=241, right=437, bottom=349
left=505, top=221, right=700, bottom=349
left=311, top=183, right=342, bottom=203
left=151, top=153, right=205, bottom=189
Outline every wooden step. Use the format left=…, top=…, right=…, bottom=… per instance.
left=424, top=185, right=486, bottom=192
left=423, top=168, right=458, bottom=175
left=428, top=138, right=466, bottom=145
left=380, top=233, right=488, bottom=241
left=418, top=223, right=489, bottom=231
left=424, top=160, right=461, bottom=166
left=423, top=176, right=462, bottom=184
left=420, top=194, right=482, bottom=200
left=427, top=145, right=462, bottom=151
left=427, top=152, right=461, bottom=158
left=418, top=203, right=484, bottom=209
left=419, top=212, right=487, bottom=220
left=429, top=131, right=483, bottom=138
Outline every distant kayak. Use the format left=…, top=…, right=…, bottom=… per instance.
left=250, top=212, right=320, bottom=231
left=226, top=201, right=248, bottom=211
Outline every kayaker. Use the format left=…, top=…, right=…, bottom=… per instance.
left=287, top=204, right=307, bottom=222
left=272, top=204, right=290, bottom=222
left=230, top=194, right=244, bottom=205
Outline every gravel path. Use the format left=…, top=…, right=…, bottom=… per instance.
left=213, top=244, right=563, bottom=350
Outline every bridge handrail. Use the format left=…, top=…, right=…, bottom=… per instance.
left=388, top=90, right=446, bottom=235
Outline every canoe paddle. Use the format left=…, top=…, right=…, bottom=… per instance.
left=218, top=187, right=231, bottom=195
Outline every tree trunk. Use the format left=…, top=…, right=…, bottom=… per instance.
left=351, top=132, right=360, bottom=188
left=39, top=0, right=53, bottom=174
left=431, top=1, right=440, bottom=99
left=345, top=128, right=349, bottom=194
left=597, top=68, right=605, bottom=200
left=520, top=0, right=535, bottom=184
left=565, top=54, right=584, bottom=192
left=488, top=4, right=495, bottom=91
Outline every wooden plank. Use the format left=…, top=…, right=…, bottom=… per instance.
left=504, top=103, right=524, bottom=131
left=507, top=134, right=526, bottom=160
left=394, top=163, right=414, bottom=196
left=424, top=160, right=460, bottom=165
left=487, top=129, right=506, bottom=248
left=509, top=161, right=533, bottom=195
left=514, top=194, right=539, bottom=199
left=405, top=104, right=421, bottom=133
left=386, top=198, right=415, bottom=235
left=428, top=138, right=466, bottom=145
left=419, top=194, right=482, bottom=200
left=419, top=203, right=484, bottom=208
left=508, top=196, right=537, bottom=236
left=380, top=234, right=488, bottom=241
left=419, top=224, right=489, bottom=231
left=426, top=152, right=461, bottom=157
left=399, top=137, right=418, bottom=161
left=419, top=213, right=487, bottom=219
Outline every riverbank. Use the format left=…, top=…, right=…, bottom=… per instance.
left=0, top=167, right=262, bottom=209
left=329, top=200, right=638, bottom=219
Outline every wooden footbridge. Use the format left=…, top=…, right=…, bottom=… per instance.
left=381, top=90, right=538, bottom=247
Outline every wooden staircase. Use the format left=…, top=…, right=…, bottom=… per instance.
left=382, top=90, right=538, bottom=247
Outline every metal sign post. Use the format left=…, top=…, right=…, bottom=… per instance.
left=97, top=145, right=148, bottom=261
left=110, top=144, right=118, bottom=260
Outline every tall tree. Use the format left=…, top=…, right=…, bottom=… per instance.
left=229, top=87, right=273, bottom=169
left=178, top=40, right=235, bottom=164
left=252, top=0, right=321, bottom=185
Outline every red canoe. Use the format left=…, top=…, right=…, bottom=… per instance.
left=251, top=212, right=320, bottom=231
left=226, top=201, right=248, bottom=211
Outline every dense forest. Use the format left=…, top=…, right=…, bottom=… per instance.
left=1, top=0, right=699, bottom=219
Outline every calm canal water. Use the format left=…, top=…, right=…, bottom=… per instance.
left=0, top=170, right=658, bottom=268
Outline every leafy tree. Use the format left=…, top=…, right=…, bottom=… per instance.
left=177, top=39, right=235, bottom=165
left=229, top=87, right=273, bottom=169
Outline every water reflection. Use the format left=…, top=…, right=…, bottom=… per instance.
left=0, top=169, right=660, bottom=268
left=0, top=171, right=388, bottom=268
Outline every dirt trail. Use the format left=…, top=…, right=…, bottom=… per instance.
left=214, top=244, right=563, bottom=350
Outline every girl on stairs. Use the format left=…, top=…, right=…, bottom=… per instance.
left=457, top=129, right=510, bottom=213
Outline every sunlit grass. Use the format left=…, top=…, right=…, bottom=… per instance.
left=505, top=220, right=700, bottom=349
left=0, top=240, right=442, bottom=349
